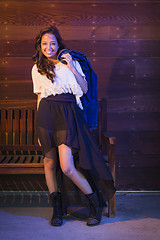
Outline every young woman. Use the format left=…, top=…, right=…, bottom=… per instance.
left=32, top=26, right=115, bottom=227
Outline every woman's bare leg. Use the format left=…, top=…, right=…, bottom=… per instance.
left=58, top=144, right=93, bottom=195
left=44, top=148, right=58, bottom=193
left=44, top=148, right=63, bottom=226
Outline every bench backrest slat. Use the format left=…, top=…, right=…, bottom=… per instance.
left=34, top=110, right=38, bottom=145
left=1, top=109, right=6, bottom=145
left=8, top=110, right=13, bottom=145
left=21, top=109, right=27, bottom=145
left=14, top=109, right=20, bottom=145
left=27, top=110, right=34, bottom=145
left=0, top=109, right=36, bottom=147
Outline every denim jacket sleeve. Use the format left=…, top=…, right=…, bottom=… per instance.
left=70, top=50, right=99, bottom=129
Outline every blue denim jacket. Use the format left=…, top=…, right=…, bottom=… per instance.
left=69, top=50, right=98, bottom=129
left=57, top=49, right=98, bottom=129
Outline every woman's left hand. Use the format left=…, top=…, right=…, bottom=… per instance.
left=61, top=53, right=75, bottom=70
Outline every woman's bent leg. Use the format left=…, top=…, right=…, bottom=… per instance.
left=58, top=144, right=93, bottom=195
left=58, top=144, right=102, bottom=226
left=44, top=148, right=58, bottom=193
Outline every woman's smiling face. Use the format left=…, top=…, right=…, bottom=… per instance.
left=41, top=33, right=59, bottom=59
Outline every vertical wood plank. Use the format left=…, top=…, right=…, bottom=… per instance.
left=14, top=109, right=20, bottom=145
left=1, top=109, right=7, bottom=145
left=27, top=109, right=33, bottom=145
left=108, top=137, right=116, bottom=217
left=34, top=110, right=38, bottom=145
left=108, top=195, right=116, bottom=218
left=8, top=109, right=13, bottom=145
left=21, top=109, right=27, bottom=145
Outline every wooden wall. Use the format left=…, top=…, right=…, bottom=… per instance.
left=0, top=0, right=160, bottom=190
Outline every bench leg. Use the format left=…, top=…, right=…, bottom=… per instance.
left=108, top=194, right=116, bottom=218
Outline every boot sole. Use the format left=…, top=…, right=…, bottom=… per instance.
left=50, top=219, right=63, bottom=227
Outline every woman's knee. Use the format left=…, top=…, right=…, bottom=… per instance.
left=58, top=144, right=76, bottom=177
left=44, top=157, right=57, bottom=170
left=62, top=166, right=76, bottom=178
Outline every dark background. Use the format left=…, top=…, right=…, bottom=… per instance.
left=0, top=0, right=160, bottom=190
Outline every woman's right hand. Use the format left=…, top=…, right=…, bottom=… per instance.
left=38, top=138, right=41, bottom=146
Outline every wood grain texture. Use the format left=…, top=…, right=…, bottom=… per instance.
left=107, top=98, right=160, bottom=113
left=0, top=57, right=160, bottom=100
left=0, top=81, right=35, bottom=100
left=107, top=112, right=160, bottom=131
left=116, top=167, right=160, bottom=190
left=116, top=154, right=160, bottom=168
left=0, top=100, right=36, bottom=109
left=1, top=25, right=160, bottom=41
left=107, top=131, right=160, bottom=155
left=1, top=40, right=160, bottom=58
left=0, top=58, right=33, bottom=81
left=0, top=1, right=159, bottom=27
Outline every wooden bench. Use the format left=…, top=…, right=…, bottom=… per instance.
left=0, top=99, right=116, bottom=217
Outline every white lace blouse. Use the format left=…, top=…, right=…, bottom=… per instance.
left=32, top=60, right=85, bottom=109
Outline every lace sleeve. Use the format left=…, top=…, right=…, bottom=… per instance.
left=31, top=64, right=41, bottom=94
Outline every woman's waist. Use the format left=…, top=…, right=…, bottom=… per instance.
left=43, top=93, right=76, bottom=102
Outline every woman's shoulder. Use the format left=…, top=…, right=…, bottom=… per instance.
left=32, top=64, right=38, bottom=72
left=31, top=64, right=42, bottom=81
left=32, top=64, right=41, bottom=77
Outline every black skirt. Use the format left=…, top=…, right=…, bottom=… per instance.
left=36, top=94, right=116, bottom=213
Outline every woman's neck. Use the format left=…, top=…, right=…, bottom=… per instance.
left=49, top=58, right=59, bottom=65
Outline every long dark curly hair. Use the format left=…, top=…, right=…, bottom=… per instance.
left=32, top=26, right=66, bottom=81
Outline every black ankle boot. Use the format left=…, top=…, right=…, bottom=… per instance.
left=50, top=192, right=63, bottom=226
left=86, top=192, right=102, bottom=226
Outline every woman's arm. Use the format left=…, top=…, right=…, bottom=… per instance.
left=37, top=93, right=41, bottom=110
left=37, top=93, right=41, bottom=146
left=69, top=67, right=88, bottom=94
left=61, top=53, right=88, bottom=94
